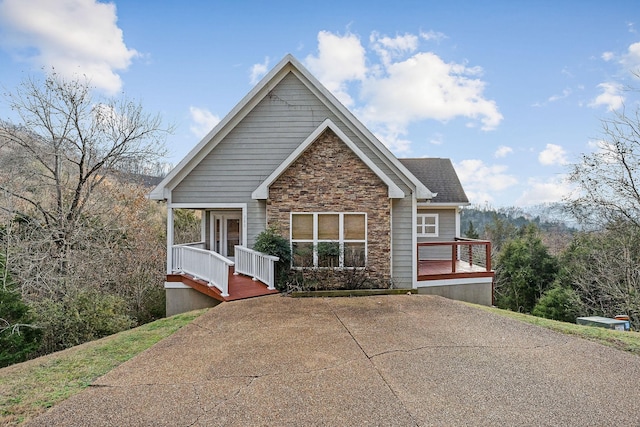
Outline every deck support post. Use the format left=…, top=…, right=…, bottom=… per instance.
left=451, top=245, right=457, bottom=273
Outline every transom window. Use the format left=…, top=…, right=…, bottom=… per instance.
left=417, top=213, right=438, bottom=237
left=291, top=213, right=366, bottom=268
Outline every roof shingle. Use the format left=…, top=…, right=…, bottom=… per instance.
left=398, top=158, right=469, bottom=204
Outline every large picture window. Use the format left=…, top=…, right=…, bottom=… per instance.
left=417, top=213, right=438, bottom=237
left=291, top=213, right=366, bottom=268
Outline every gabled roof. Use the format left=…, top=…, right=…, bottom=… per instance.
left=150, top=54, right=435, bottom=201
left=398, top=158, right=469, bottom=205
left=252, top=119, right=405, bottom=199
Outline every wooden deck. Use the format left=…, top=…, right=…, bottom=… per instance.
left=418, top=260, right=495, bottom=281
left=166, top=266, right=279, bottom=302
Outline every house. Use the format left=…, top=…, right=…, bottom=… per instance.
left=150, top=54, right=494, bottom=316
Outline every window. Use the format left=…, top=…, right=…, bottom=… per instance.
left=291, top=213, right=366, bottom=268
left=417, top=214, right=438, bottom=237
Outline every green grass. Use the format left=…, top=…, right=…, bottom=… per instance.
left=0, top=309, right=206, bottom=426
left=470, top=304, right=640, bottom=355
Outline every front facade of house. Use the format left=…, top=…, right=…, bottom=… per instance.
left=151, top=55, right=493, bottom=315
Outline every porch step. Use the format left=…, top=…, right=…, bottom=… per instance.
left=167, top=266, right=279, bottom=302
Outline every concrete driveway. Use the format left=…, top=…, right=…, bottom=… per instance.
left=28, top=295, right=640, bottom=426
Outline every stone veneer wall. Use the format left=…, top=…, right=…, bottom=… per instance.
left=267, top=128, right=392, bottom=287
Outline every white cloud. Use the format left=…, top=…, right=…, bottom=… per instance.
left=304, top=30, right=502, bottom=152
left=360, top=52, right=502, bottom=127
left=372, top=129, right=413, bottom=153
left=548, top=88, right=571, bottom=102
left=539, top=143, right=568, bottom=166
left=621, top=41, right=640, bottom=70
left=561, top=67, right=573, bottom=78
left=0, top=0, right=138, bottom=94
left=189, top=106, right=220, bottom=138
left=601, top=51, right=615, bottom=61
left=494, top=145, right=513, bottom=158
left=304, top=31, right=367, bottom=107
left=589, top=82, right=624, bottom=111
left=359, top=51, right=502, bottom=151
left=454, top=159, right=517, bottom=204
left=515, top=176, right=573, bottom=206
left=250, top=57, right=269, bottom=85
left=420, top=30, right=447, bottom=43
left=533, top=87, right=572, bottom=107
left=370, top=32, right=419, bottom=66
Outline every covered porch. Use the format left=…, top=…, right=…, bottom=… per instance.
left=165, top=205, right=280, bottom=302
left=168, top=242, right=279, bottom=301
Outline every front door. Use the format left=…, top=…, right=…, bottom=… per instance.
left=210, top=212, right=242, bottom=260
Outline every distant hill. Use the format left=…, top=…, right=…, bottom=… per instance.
left=461, top=204, right=577, bottom=238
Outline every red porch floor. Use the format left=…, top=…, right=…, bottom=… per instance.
left=166, top=266, right=279, bottom=302
left=418, top=260, right=494, bottom=281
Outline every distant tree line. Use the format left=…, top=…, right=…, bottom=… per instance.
left=464, top=207, right=639, bottom=329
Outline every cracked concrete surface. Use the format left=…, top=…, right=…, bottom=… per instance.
left=27, top=295, right=640, bottom=426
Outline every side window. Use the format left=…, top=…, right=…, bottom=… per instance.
left=417, top=214, right=438, bottom=237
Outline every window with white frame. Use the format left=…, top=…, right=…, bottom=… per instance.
left=291, top=213, right=367, bottom=268
left=417, top=213, right=439, bottom=237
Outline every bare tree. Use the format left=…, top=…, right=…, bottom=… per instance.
left=0, top=73, right=171, bottom=284
left=564, top=76, right=640, bottom=326
left=567, top=102, right=640, bottom=229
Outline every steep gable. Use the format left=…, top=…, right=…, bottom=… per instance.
left=253, top=119, right=404, bottom=199
left=150, top=54, right=434, bottom=202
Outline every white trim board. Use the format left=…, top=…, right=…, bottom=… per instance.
left=168, top=203, right=247, bottom=209
left=415, top=277, right=494, bottom=288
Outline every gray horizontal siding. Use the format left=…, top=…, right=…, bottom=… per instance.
left=418, top=208, right=458, bottom=260
left=391, top=198, right=414, bottom=289
left=173, top=74, right=332, bottom=204
left=171, top=71, right=418, bottom=277
left=173, top=71, right=414, bottom=198
left=246, top=200, right=266, bottom=248
left=416, top=208, right=457, bottom=241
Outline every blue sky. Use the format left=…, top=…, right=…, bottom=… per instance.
left=1, top=0, right=640, bottom=207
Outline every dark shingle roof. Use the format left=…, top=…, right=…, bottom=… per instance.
left=398, top=158, right=469, bottom=204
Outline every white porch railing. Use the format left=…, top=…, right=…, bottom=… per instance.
left=172, top=243, right=234, bottom=297
left=177, top=241, right=206, bottom=250
left=234, top=246, right=280, bottom=290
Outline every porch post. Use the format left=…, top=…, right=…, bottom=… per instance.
left=166, top=205, right=174, bottom=274
left=200, top=210, right=207, bottom=245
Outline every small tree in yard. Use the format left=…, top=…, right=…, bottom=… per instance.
left=494, top=225, right=559, bottom=313
left=253, top=226, right=292, bottom=290
left=532, top=285, right=584, bottom=323
left=0, top=254, right=41, bottom=367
